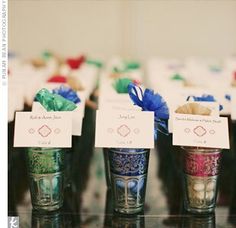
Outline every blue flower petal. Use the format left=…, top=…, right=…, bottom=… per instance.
left=187, top=94, right=223, bottom=111
left=52, top=85, right=81, bottom=104
left=128, top=83, right=169, bottom=139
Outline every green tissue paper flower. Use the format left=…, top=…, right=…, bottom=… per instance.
left=170, top=73, right=185, bottom=81
left=42, top=51, right=52, bottom=61
left=112, top=61, right=140, bottom=74
left=209, top=65, right=222, bottom=73
left=86, top=59, right=103, bottom=68
left=124, top=61, right=140, bottom=70
left=35, top=88, right=77, bottom=111
left=113, top=78, right=133, bottom=94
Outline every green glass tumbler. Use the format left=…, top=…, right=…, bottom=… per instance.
left=26, top=148, right=65, bottom=211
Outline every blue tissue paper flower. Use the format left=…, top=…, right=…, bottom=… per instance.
left=225, top=94, right=231, bottom=101
left=128, top=83, right=169, bottom=140
left=52, top=85, right=81, bottom=104
left=187, top=94, right=223, bottom=111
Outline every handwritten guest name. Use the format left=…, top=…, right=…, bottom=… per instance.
left=30, top=115, right=62, bottom=120
left=118, top=114, right=135, bottom=120
left=175, top=116, right=221, bottom=124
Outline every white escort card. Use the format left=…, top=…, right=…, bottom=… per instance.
left=173, top=114, right=229, bottom=149
left=95, top=111, right=154, bottom=149
left=14, top=112, right=72, bottom=148
left=32, top=102, right=83, bottom=136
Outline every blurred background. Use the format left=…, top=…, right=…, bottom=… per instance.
left=9, top=0, right=236, bottom=60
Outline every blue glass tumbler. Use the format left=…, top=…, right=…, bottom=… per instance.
left=108, top=148, right=150, bottom=214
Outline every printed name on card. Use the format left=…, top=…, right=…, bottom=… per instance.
left=173, top=114, right=229, bottom=149
left=95, top=111, right=154, bottom=149
left=14, top=112, right=72, bottom=148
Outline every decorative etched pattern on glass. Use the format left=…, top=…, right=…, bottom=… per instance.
left=109, top=149, right=149, bottom=176
left=184, top=152, right=221, bottom=177
left=27, top=148, right=64, bottom=174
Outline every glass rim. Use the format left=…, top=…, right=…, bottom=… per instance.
left=109, top=148, right=150, bottom=153
left=181, top=146, right=221, bottom=153
left=27, top=147, right=63, bottom=153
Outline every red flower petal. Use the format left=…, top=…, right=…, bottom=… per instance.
left=66, top=55, right=86, bottom=70
left=132, top=79, right=141, bottom=85
left=234, top=71, right=236, bottom=80
left=47, top=75, right=67, bottom=83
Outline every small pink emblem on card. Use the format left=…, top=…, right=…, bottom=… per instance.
left=193, top=126, right=207, bottom=137
left=38, top=125, right=52, bottom=137
left=117, top=124, right=131, bottom=137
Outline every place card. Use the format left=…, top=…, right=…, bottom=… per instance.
left=32, top=102, right=83, bottom=136
left=173, top=114, right=229, bottom=149
left=95, top=111, right=154, bottom=148
left=14, top=112, right=72, bottom=148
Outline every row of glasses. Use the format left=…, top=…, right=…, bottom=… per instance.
left=26, top=146, right=222, bottom=215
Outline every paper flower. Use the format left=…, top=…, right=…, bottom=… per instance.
left=234, top=71, right=236, bottom=80
left=225, top=94, right=231, bottom=101
left=35, top=88, right=77, bottom=111
left=209, top=65, right=222, bottom=73
left=113, top=78, right=133, bottom=94
left=52, top=85, right=81, bottom=104
left=47, top=75, right=67, bottom=83
left=41, top=50, right=52, bottom=61
left=171, top=73, right=185, bottom=81
left=86, top=59, right=103, bottom=68
left=66, top=55, right=85, bottom=70
left=124, top=61, right=140, bottom=70
left=128, top=83, right=169, bottom=139
left=187, top=94, right=223, bottom=111
left=112, top=60, right=140, bottom=73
